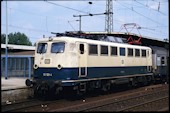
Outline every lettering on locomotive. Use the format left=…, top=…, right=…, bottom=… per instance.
left=43, top=73, right=52, bottom=76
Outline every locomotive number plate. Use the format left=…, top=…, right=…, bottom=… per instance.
left=43, top=73, right=52, bottom=76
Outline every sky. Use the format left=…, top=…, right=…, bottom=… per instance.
left=1, top=0, right=169, bottom=45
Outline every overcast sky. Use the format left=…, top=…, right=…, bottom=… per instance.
left=1, top=0, right=169, bottom=44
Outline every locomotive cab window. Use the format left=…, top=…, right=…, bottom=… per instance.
left=79, top=44, right=84, bottom=54
left=120, top=47, right=125, bottom=56
left=37, top=43, right=47, bottom=54
left=101, top=45, right=108, bottom=55
left=89, top=44, right=98, bottom=55
left=51, top=42, right=65, bottom=53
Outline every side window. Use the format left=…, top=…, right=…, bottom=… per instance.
left=157, top=56, right=161, bottom=66
left=142, top=49, right=146, bottom=57
left=135, top=49, right=140, bottom=57
left=120, top=47, right=125, bottom=56
left=111, top=46, right=117, bottom=56
left=128, top=48, right=133, bottom=56
left=147, top=50, right=150, bottom=57
left=101, top=45, right=108, bottom=55
left=79, top=44, right=84, bottom=54
left=161, top=56, right=165, bottom=65
left=89, top=44, right=98, bottom=55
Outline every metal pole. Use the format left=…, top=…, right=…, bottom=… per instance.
left=24, top=58, right=26, bottom=77
left=73, top=13, right=106, bottom=33
left=28, top=57, right=31, bottom=79
left=5, top=1, right=8, bottom=79
left=164, top=39, right=169, bottom=82
left=79, top=16, right=81, bottom=32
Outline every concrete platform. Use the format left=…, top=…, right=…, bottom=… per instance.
left=1, top=77, right=29, bottom=90
left=1, top=77, right=34, bottom=104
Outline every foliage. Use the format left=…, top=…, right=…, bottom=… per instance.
left=1, top=32, right=32, bottom=46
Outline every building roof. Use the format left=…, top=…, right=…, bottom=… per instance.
left=83, top=31, right=169, bottom=48
left=84, top=31, right=168, bottom=42
left=1, top=44, right=35, bottom=50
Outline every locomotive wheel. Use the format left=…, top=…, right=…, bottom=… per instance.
left=142, top=76, right=148, bottom=86
left=102, top=82, right=111, bottom=92
left=129, top=78, right=137, bottom=88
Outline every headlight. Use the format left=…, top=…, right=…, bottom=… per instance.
left=57, top=64, right=62, bottom=70
left=34, top=64, right=38, bottom=69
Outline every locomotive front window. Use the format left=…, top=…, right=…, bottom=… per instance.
left=37, top=43, right=47, bottom=54
left=51, top=42, right=65, bottom=53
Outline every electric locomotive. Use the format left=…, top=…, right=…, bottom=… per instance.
left=26, top=36, right=155, bottom=96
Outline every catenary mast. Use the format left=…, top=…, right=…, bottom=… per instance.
left=105, top=0, right=113, bottom=34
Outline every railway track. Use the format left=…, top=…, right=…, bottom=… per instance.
left=2, top=99, right=46, bottom=112
left=119, top=96, right=169, bottom=111
left=1, top=97, right=65, bottom=112
left=50, top=88, right=168, bottom=112
left=2, top=83, right=168, bottom=112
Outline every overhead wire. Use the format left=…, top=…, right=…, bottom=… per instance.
left=45, top=1, right=90, bottom=14
left=1, top=24, right=50, bottom=34
left=115, top=1, right=165, bottom=26
left=1, top=5, right=46, bottom=18
left=134, top=0, right=166, bottom=16
left=2, top=0, right=168, bottom=40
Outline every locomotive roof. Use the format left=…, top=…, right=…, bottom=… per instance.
left=37, top=36, right=151, bottom=50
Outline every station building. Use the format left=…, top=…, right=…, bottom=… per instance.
left=1, top=44, right=35, bottom=78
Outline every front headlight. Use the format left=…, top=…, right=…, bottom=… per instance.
left=34, top=64, right=38, bottom=69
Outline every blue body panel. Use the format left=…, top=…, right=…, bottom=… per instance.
left=34, top=66, right=149, bottom=86
left=34, top=68, right=78, bottom=80
left=87, top=66, right=148, bottom=77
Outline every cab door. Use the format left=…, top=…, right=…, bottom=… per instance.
left=77, top=42, right=88, bottom=77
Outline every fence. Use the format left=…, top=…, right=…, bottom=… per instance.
left=1, top=55, right=34, bottom=78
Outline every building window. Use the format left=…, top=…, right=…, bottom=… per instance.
left=142, top=49, right=146, bottom=57
left=135, top=49, right=140, bottom=57
left=161, top=56, right=165, bottom=65
left=89, top=44, right=98, bottom=55
left=120, top=47, right=125, bottom=56
left=101, top=45, right=108, bottom=55
left=128, top=48, right=133, bottom=56
left=111, top=46, right=117, bottom=56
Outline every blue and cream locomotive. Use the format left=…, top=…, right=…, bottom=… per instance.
left=26, top=35, right=158, bottom=95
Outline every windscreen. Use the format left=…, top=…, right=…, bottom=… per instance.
left=37, top=43, right=47, bottom=54
left=51, top=42, right=65, bottom=53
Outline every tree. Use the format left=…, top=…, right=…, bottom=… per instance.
left=1, top=32, right=32, bottom=46
left=1, top=34, right=6, bottom=44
